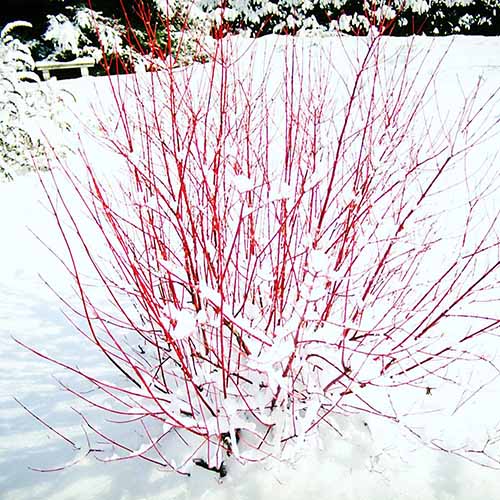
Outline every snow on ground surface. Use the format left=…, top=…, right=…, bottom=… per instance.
left=1, top=34, right=500, bottom=499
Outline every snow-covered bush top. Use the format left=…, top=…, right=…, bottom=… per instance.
left=39, top=8, right=123, bottom=62
left=0, top=21, right=37, bottom=80
left=29, top=2, right=212, bottom=71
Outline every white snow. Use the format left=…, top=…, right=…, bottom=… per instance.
left=1, top=34, right=500, bottom=499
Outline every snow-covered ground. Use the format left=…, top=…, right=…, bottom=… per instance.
left=1, top=35, right=500, bottom=499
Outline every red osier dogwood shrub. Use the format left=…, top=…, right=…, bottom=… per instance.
left=25, top=12, right=500, bottom=475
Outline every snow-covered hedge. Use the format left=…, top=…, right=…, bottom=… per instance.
left=408, top=0, right=500, bottom=35
left=0, top=22, right=72, bottom=180
left=198, top=0, right=500, bottom=36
